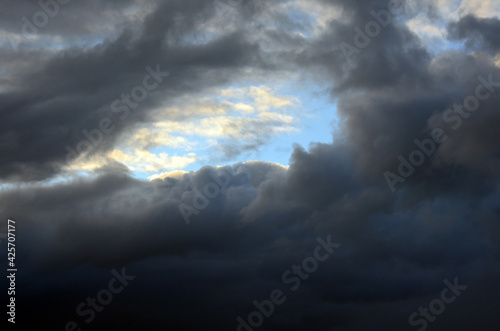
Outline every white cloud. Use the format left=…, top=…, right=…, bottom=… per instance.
left=153, top=113, right=296, bottom=139
left=455, top=0, right=500, bottom=19
left=434, top=0, right=500, bottom=20
left=107, top=149, right=197, bottom=173
left=219, top=85, right=299, bottom=112
left=248, top=86, right=298, bottom=111
left=407, top=13, right=446, bottom=39
left=65, top=85, right=300, bottom=175
left=127, top=128, right=194, bottom=150
left=64, top=149, right=197, bottom=174
left=494, top=54, right=500, bottom=67
left=148, top=170, right=188, bottom=181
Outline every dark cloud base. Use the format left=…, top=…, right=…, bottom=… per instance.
left=1, top=0, right=500, bottom=330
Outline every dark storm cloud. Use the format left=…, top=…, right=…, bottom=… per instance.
left=290, top=0, right=430, bottom=93
left=287, top=1, right=500, bottom=198
left=2, top=0, right=500, bottom=330
left=0, top=0, right=262, bottom=181
left=448, top=14, right=500, bottom=53
left=2, top=154, right=500, bottom=330
left=0, top=0, right=140, bottom=38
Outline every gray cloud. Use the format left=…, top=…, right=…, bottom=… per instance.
left=448, top=15, right=500, bottom=53
left=1, top=1, right=500, bottom=330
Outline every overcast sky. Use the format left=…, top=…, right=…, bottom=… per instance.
left=1, top=0, right=500, bottom=330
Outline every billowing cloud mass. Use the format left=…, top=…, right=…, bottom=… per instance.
left=1, top=0, right=500, bottom=330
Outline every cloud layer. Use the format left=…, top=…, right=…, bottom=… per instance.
left=1, top=0, right=500, bottom=330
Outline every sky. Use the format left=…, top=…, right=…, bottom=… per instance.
left=1, top=0, right=500, bottom=330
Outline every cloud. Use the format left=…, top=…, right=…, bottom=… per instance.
left=0, top=0, right=260, bottom=182
left=455, top=0, right=500, bottom=19
left=1, top=0, right=500, bottom=330
left=448, top=15, right=500, bottom=52
left=107, top=149, right=198, bottom=173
